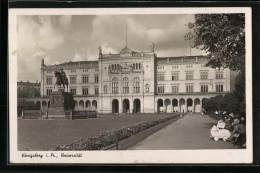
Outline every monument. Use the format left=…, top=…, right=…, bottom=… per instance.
left=47, top=68, right=74, bottom=118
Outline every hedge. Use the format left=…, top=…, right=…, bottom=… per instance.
left=52, top=114, right=179, bottom=150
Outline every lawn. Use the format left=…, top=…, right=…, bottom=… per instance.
left=18, top=113, right=177, bottom=150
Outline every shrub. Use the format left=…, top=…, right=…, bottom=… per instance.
left=52, top=115, right=179, bottom=150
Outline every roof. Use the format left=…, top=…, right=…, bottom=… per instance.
left=45, top=60, right=99, bottom=70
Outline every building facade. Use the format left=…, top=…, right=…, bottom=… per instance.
left=17, top=80, right=41, bottom=98
left=40, top=46, right=233, bottom=113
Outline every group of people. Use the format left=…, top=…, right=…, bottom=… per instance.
left=217, top=112, right=246, bottom=148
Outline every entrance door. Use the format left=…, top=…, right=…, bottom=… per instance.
left=133, top=99, right=141, bottom=113
left=112, top=99, right=119, bottom=113
left=123, top=99, right=130, bottom=113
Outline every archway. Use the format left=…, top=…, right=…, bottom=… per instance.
left=92, top=100, right=97, bottom=111
left=86, top=100, right=91, bottom=111
left=179, top=99, right=186, bottom=113
left=187, top=98, right=193, bottom=112
left=133, top=99, right=141, bottom=113
left=79, top=100, right=84, bottom=110
left=112, top=99, right=119, bottom=113
left=165, top=99, right=171, bottom=113
left=194, top=98, right=201, bottom=113
left=157, top=99, right=163, bottom=113
left=36, top=101, right=41, bottom=110
left=172, top=99, right=178, bottom=112
left=42, top=101, right=47, bottom=111
left=74, top=100, right=78, bottom=110
left=123, top=99, right=130, bottom=113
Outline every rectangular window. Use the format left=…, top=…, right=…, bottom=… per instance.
left=46, top=77, right=53, bottom=85
left=186, top=85, right=193, bottom=93
left=172, top=73, right=179, bottom=81
left=216, top=72, right=224, bottom=79
left=172, top=85, right=179, bottom=94
left=70, top=88, right=77, bottom=95
left=82, top=87, right=89, bottom=95
left=95, top=75, right=99, bottom=83
left=216, top=84, right=224, bottom=92
left=186, top=72, right=193, bottom=80
left=46, top=88, right=52, bottom=96
left=201, top=85, right=208, bottom=93
left=123, top=82, right=129, bottom=94
left=70, top=76, right=77, bottom=84
left=158, top=86, right=165, bottom=94
left=200, top=72, right=208, bottom=80
left=82, top=75, right=89, bottom=83
left=95, top=87, right=99, bottom=95
left=157, top=73, right=165, bottom=81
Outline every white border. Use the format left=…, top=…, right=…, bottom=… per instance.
left=9, top=7, right=253, bottom=164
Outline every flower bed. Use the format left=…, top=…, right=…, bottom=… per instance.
left=52, top=114, right=179, bottom=150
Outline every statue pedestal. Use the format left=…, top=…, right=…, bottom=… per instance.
left=47, top=91, right=74, bottom=119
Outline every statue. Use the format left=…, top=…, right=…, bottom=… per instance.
left=152, top=43, right=155, bottom=52
left=145, top=84, right=150, bottom=93
left=98, top=46, right=102, bottom=54
left=55, top=68, right=68, bottom=91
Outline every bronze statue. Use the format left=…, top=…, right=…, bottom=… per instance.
left=55, top=68, right=68, bottom=91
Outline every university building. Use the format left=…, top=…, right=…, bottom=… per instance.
left=39, top=46, right=236, bottom=114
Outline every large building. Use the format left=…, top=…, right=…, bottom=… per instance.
left=17, top=80, right=41, bottom=98
left=40, top=46, right=234, bottom=113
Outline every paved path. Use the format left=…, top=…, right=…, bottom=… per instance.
left=130, top=113, right=239, bottom=150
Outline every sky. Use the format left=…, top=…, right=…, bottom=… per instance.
left=17, top=14, right=206, bottom=82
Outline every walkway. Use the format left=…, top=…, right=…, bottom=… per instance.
left=130, top=113, right=239, bottom=150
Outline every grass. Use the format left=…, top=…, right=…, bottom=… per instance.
left=18, top=113, right=178, bottom=150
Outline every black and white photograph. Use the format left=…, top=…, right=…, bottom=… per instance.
left=9, top=8, right=252, bottom=163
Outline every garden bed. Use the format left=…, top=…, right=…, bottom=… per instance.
left=52, top=114, right=179, bottom=150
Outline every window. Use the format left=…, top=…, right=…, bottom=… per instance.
left=112, top=77, right=118, bottom=94
left=133, top=77, right=140, bottom=93
left=172, top=73, right=179, bottom=81
left=46, top=77, right=53, bottom=85
left=172, top=65, right=178, bottom=69
left=95, top=87, right=99, bottom=95
left=122, top=77, right=129, bottom=94
left=71, top=70, right=76, bottom=73
left=201, top=85, right=208, bottom=92
left=157, top=66, right=164, bottom=70
left=95, top=75, right=99, bottom=83
left=186, top=85, right=193, bottom=93
left=82, top=87, right=88, bottom=95
left=82, top=75, right=88, bottom=83
left=104, top=85, right=108, bottom=94
left=186, top=72, right=193, bottom=80
left=216, top=84, right=224, bottom=92
left=157, top=73, right=165, bottom=81
left=186, top=65, right=193, bottom=68
left=216, top=72, right=223, bottom=79
left=70, top=88, right=76, bottom=95
left=200, top=72, right=208, bottom=80
left=158, top=86, right=165, bottom=94
left=46, top=88, right=52, bottom=96
left=70, top=76, right=77, bottom=84
left=133, top=63, right=141, bottom=70
left=172, top=85, right=179, bottom=94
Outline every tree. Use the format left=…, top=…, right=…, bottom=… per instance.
left=186, top=14, right=245, bottom=72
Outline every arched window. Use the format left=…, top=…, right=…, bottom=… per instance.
left=122, top=77, right=129, bottom=94
left=104, top=85, right=108, bottom=94
left=112, top=77, right=118, bottom=94
left=133, top=77, right=140, bottom=93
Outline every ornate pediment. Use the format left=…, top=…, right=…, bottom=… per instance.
left=120, top=47, right=132, bottom=57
